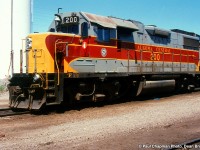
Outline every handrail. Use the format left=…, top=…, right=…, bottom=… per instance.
left=34, top=49, right=37, bottom=73
left=55, top=40, right=68, bottom=86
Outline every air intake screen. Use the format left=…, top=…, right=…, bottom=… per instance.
left=184, top=37, right=199, bottom=50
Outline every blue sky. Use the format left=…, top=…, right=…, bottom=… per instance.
left=33, top=0, right=200, bottom=35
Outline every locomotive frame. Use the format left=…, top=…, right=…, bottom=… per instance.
left=8, top=12, right=200, bottom=110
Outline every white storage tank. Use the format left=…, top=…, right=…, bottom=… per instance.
left=0, top=0, right=32, bottom=79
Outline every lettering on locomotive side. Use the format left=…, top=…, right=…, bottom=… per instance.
left=155, top=47, right=171, bottom=53
left=136, top=45, right=171, bottom=53
left=150, top=53, right=161, bottom=61
left=137, top=45, right=153, bottom=52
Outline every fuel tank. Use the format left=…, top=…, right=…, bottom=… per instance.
left=140, top=80, right=175, bottom=96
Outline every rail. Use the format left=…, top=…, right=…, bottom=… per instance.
left=0, top=108, right=29, bottom=117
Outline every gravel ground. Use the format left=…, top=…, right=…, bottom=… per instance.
left=0, top=91, right=200, bottom=150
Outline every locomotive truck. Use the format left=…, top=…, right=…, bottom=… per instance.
left=8, top=12, right=200, bottom=110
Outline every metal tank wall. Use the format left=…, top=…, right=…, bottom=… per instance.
left=0, top=0, right=32, bottom=79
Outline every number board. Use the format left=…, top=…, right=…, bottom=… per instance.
left=63, top=16, right=79, bottom=24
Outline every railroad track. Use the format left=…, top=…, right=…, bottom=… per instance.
left=165, top=138, right=200, bottom=150
left=0, top=108, right=30, bottom=117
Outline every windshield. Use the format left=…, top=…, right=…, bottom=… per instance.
left=59, top=24, right=79, bottom=34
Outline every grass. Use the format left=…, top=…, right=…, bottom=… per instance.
left=0, top=85, right=6, bottom=92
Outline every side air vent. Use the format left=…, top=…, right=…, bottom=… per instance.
left=145, top=26, right=171, bottom=37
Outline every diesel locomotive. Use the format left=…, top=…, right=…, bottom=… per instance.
left=8, top=12, right=200, bottom=110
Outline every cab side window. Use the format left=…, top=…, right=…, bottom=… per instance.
left=97, top=27, right=110, bottom=42
left=81, top=22, right=88, bottom=38
left=93, top=24, right=116, bottom=42
left=95, top=26, right=116, bottom=42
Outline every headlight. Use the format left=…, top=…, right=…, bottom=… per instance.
left=33, top=74, right=40, bottom=82
left=26, top=37, right=32, bottom=49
